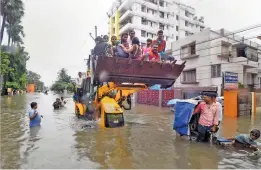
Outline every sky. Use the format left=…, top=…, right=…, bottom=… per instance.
left=3, top=0, right=261, bottom=86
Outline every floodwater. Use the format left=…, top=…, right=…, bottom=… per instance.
left=1, top=93, right=261, bottom=169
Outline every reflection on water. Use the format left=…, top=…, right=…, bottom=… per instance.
left=1, top=93, right=261, bottom=168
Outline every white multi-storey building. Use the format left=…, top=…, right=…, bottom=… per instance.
left=171, top=28, right=261, bottom=95
left=107, top=0, right=206, bottom=49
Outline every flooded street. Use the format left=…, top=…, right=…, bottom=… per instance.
left=1, top=93, right=261, bottom=169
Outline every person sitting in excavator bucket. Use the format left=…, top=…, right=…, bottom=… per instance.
left=142, top=43, right=161, bottom=62
left=114, top=33, right=130, bottom=58
left=118, top=37, right=142, bottom=60
left=93, top=36, right=113, bottom=58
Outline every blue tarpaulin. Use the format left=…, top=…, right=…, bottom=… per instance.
left=149, top=84, right=171, bottom=90
left=167, top=99, right=181, bottom=106
left=173, top=101, right=196, bottom=136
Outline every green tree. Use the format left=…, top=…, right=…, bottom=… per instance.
left=27, top=70, right=41, bottom=84
left=27, top=70, right=44, bottom=91
left=1, top=0, right=24, bottom=45
left=0, top=52, right=11, bottom=75
left=51, top=68, right=73, bottom=92
left=0, top=0, right=30, bottom=95
left=57, top=68, right=71, bottom=83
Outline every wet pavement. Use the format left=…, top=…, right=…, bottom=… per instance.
left=1, top=93, right=261, bottom=169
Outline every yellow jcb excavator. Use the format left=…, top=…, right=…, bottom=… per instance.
left=74, top=54, right=185, bottom=128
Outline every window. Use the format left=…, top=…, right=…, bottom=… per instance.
left=159, top=0, right=164, bottom=7
left=176, top=36, right=179, bottom=40
left=166, top=25, right=169, bottom=30
left=166, top=36, right=168, bottom=41
left=185, top=11, right=189, bottom=17
left=148, top=21, right=153, bottom=27
left=141, top=18, right=147, bottom=25
left=159, top=23, right=164, bottom=30
left=185, top=21, right=189, bottom=27
left=183, top=69, right=196, bottom=82
left=167, top=14, right=169, bottom=18
left=159, top=11, right=164, bottom=18
left=149, top=0, right=157, bottom=5
left=141, top=30, right=146, bottom=37
left=211, top=64, right=221, bottom=78
left=176, top=15, right=179, bottom=20
left=147, top=8, right=155, bottom=15
left=176, top=26, right=179, bottom=31
left=147, top=32, right=153, bottom=38
left=190, top=42, right=196, bottom=55
left=141, top=5, right=146, bottom=12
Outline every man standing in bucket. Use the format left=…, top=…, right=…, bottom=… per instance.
left=193, top=92, right=219, bottom=142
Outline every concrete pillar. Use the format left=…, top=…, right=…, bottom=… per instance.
left=159, top=90, right=163, bottom=107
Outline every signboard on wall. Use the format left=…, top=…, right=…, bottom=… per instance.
left=224, top=71, right=238, bottom=90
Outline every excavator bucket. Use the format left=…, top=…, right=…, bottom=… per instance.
left=93, top=57, right=185, bottom=88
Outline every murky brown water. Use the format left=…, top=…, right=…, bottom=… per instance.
left=1, top=93, right=261, bottom=169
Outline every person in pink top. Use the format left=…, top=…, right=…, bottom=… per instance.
left=194, top=92, right=219, bottom=142
left=142, top=38, right=152, bottom=55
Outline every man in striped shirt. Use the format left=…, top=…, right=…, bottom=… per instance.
left=194, top=92, right=219, bottom=142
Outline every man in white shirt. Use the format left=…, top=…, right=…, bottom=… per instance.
left=76, top=72, right=83, bottom=102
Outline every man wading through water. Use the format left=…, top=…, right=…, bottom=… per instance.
left=193, top=92, right=219, bottom=142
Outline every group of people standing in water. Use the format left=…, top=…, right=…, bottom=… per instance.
left=94, top=29, right=169, bottom=62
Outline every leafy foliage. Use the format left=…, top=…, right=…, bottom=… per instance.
left=0, top=52, right=11, bottom=75
left=57, top=68, right=71, bottom=83
left=238, top=82, right=245, bottom=89
left=27, top=70, right=45, bottom=91
left=0, top=0, right=33, bottom=95
left=51, top=68, right=73, bottom=92
left=1, top=0, right=24, bottom=45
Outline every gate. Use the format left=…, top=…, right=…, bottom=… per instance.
left=137, top=90, right=160, bottom=106
left=161, top=90, right=174, bottom=107
left=238, top=89, right=251, bottom=116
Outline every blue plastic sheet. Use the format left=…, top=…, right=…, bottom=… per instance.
left=149, top=84, right=171, bottom=90
left=167, top=99, right=181, bottom=106
left=173, top=101, right=196, bottom=136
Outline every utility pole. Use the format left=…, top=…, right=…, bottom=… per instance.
left=95, top=26, right=97, bottom=38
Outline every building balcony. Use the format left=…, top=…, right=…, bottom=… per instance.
left=180, top=26, right=193, bottom=33
left=119, top=23, right=134, bottom=34
left=120, top=10, right=134, bottom=22
left=118, top=0, right=131, bottom=11
left=230, top=57, right=259, bottom=68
